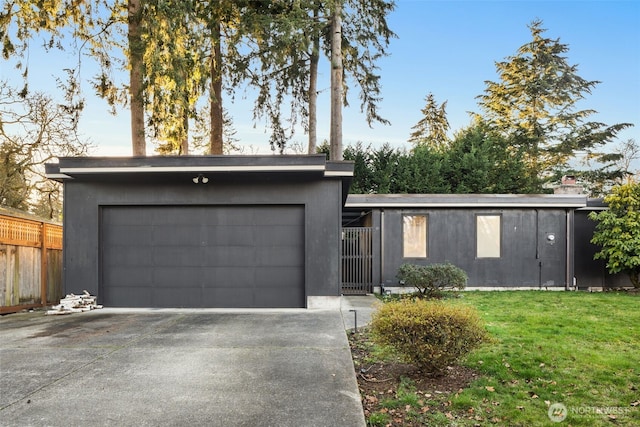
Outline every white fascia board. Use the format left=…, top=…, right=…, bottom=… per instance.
left=59, top=165, right=327, bottom=174
left=576, top=206, right=607, bottom=211
left=45, top=173, right=73, bottom=179
left=324, top=170, right=354, bottom=177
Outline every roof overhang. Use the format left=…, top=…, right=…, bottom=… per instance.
left=46, top=155, right=353, bottom=180
left=46, top=155, right=354, bottom=206
left=576, top=198, right=607, bottom=211
left=345, top=193, right=588, bottom=209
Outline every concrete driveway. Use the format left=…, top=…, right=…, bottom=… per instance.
left=0, top=308, right=365, bottom=427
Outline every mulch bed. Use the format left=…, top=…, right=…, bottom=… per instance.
left=348, top=328, right=481, bottom=426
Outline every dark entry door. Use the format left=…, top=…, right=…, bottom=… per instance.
left=537, top=210, right=566, bottom=288
left=100, top=205, right=305, bottom=308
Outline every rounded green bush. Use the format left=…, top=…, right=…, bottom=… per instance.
left=396, top=262, right=468, bottom=298
left=370, top=299, right=489, bottom=375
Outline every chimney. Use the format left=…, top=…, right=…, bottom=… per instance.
left=555, top=175, right=584, bottom=194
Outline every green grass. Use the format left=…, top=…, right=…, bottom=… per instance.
left=446, top=291, right=640, bottom=426
left=367, top=411, right=391, bottom=427
left=380, top=376, right=422, bottom=409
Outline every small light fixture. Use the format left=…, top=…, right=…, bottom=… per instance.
left=192, top=174, right=209, bottom=184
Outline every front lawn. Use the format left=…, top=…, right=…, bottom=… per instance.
left=350, top=291, right=640, bottom=426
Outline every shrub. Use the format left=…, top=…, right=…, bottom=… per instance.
left=370, top=299, right=489, bottom=375
left=396, top=262, right=467, bottom=298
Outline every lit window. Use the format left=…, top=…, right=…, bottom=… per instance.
left=476, top=215, right=501, bottom=258
left=403, top=215, right=428, bottom=258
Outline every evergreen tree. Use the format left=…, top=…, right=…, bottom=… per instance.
left=248, top=0, right=396, bottom=153
left=408, top=93, right=450, bottom=150
left=367, top=143, right=398, bottom=193
left=394, top=145, right=450, bottom=193
left=343, top=142, right=374, bottom=194
left=3, top=1, right=395, bottom=157
left=476, top=20, right=631, bottom=190
left=445, top=121, right=534, bottom=194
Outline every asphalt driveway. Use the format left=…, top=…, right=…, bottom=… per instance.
left=0, top=308, right=365, bottom=427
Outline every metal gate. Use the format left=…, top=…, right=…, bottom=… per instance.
left=341, top=227, right=373, bottom=294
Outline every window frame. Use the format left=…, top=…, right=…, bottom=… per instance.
left=475, top=213, right=502, bottom=259
left=402, top=213, right=429, bottom=259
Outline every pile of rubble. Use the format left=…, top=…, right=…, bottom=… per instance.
left=46, top=291, right=103, bottom=315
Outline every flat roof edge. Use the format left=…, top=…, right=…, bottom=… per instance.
left=58, top=165, right=327, bottom=174
left=345, top=194, right=588, bottom=208
left=46, top=155, right=356, bottom=180
left=325, top=160, right=355, bottom=177
left=345, top=202, right=587, bottom=208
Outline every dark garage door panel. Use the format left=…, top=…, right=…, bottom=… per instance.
left=101, top=206, right=305, bottom=308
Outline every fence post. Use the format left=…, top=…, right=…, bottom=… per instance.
left=41, top=222, right=47, bottom=306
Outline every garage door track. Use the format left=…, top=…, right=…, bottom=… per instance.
left=0, top=309, right=365, bottom=427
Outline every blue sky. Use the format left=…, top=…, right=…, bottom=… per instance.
left=1, top=0, right=639, bottom=156
left=333, top=0, right=640, bottom=154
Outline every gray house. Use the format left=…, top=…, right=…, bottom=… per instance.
left=46, top=155, right=353, bottom=309
left=47, top=155, right=619, bottom=307
left=341, top=194, right=589, bottom=293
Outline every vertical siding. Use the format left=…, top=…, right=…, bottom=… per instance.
left=380, top=208, right=568, bottom=288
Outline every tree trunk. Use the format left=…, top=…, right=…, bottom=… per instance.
left=128, top=0, right=146, bottom=156
left=209, top=21, right=223, bottom=155
left=181, top=111, right=189, bottom=155
left=329, top=1, right=343, bottom=161
left=307, top=6, right=320, bottom=155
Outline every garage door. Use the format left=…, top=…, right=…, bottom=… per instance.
left=100, top=206, right=305, bottom=308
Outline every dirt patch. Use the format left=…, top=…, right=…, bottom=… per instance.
left=348, top=327, right=480, bottom=426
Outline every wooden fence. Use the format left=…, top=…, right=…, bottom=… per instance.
left=0, top=213, right=63, bottom=314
